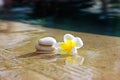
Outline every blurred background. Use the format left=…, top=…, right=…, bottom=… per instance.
left=0, top=0, right=120, bottom=37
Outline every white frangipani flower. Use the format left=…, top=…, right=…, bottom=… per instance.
left=55, top=34, right=83, bottom=55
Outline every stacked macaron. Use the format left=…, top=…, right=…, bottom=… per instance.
left=35, top=37, right=56, bottom=54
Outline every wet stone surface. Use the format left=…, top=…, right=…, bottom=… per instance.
left=0, top=21, right=120, bottom=80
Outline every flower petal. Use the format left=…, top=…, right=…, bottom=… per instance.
left=74, top=37, right=83, bottom=48
left=64, top=34, right=74, bottom=42
left=54, top=42, right=67, bottom=54
left=71, top=48, right=77, bottom=55
left=54, top=43, right=60, bottom=49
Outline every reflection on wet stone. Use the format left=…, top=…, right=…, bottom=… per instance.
left=13, top=54, right=85, bottom=80
left=18, top=51, right=84, bottom=66
left=55, top=55, right=84, bottom=66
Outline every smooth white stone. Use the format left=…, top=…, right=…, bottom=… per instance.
left=35, top=44, right=55, bottom=51
left=38, top=37, right=56, bottom=46
left=36, top=50, right=56, bottom=54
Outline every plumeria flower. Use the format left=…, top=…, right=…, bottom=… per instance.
left=55, top=34, right=83, bottom=55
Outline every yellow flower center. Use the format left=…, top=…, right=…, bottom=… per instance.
left=60, top=39, right=77, bottom=54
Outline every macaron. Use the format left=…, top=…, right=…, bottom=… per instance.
left=38, top=37, right=56, bottom=46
